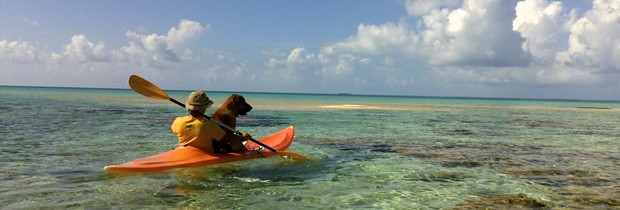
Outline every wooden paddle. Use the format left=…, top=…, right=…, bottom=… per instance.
left=128, top=74, right=310, bottom=161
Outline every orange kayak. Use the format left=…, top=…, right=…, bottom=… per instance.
left=104, top=126, right=294, bottom=174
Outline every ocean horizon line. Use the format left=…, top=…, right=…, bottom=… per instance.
left=2, top=84, right=619, bottom=103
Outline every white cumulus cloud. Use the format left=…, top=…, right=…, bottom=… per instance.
left=63, top=34, right=109, bottom=62
left=0, top=40, right=41, bottom=63
left=167, top=19, right=208, bottom=49
left=120, top=31, right=179, bottom=63
left=313, top=0, right=619, bottom=90
left=1, top=19, right=207, bottom=68
left=117, top=20, right=206, bottom=67
left=264, top=47, right=320, bottom=84
left=509, top=0, right=620, bottom=85
left=322, top=22, right=417, bottom=56
left=323, top=0, right=528, bottom=68
left=557, top=0, right=620, bottom=72
left=513, top=0, right=567, bottom=63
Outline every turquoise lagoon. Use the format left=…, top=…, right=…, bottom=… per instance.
left=1, top=86, right=619, bottom=209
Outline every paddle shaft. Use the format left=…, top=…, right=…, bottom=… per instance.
left=168, top=98, right=276, bottom=152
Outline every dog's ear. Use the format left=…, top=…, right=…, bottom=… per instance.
left=224, top=95, right=237, bottom=110
left=233, top=94, right=243, bottom=103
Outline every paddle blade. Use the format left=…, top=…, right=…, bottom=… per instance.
left=128, top=75, right=170, bottom=100
left=276, top=151, right=312, bottom=161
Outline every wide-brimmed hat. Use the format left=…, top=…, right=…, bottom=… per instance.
left=185, top=91, right=213, bottom=114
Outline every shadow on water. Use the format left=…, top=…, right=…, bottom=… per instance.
left=102, top=157, right=318, bottom=192
left=75, top=161, right=303, bottom=209
left=101, top=144, right=409, bottom=209
left=102, top=160, right=321, bottom=210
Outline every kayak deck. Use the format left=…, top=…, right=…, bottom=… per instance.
left=104, top=126, right=294, bottom=173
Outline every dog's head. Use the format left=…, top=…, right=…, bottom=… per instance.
left=228, top=94, right=252, bottom=116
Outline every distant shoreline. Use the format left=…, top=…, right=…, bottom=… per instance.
left=1, top=85, right=619, bottom=103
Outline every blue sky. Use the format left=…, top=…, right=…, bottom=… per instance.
left=1, top=0, right=619, bottom=100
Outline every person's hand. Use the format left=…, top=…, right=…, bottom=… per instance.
left=241, top=132, right=252, bottom=141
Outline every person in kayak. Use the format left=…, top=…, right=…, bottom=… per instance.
left=171, top=91, right=252, bottom=153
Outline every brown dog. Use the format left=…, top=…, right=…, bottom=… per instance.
left=211, top=94, right=253, bottom=152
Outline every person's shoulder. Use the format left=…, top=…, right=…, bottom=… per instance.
left=173, top=115, right=194, bottom=122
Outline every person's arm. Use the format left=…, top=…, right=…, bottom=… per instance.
left=241, top=132, right=252, bottom=141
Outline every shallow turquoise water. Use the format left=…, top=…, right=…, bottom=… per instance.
left=1, top=86, right=619, bottom=209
